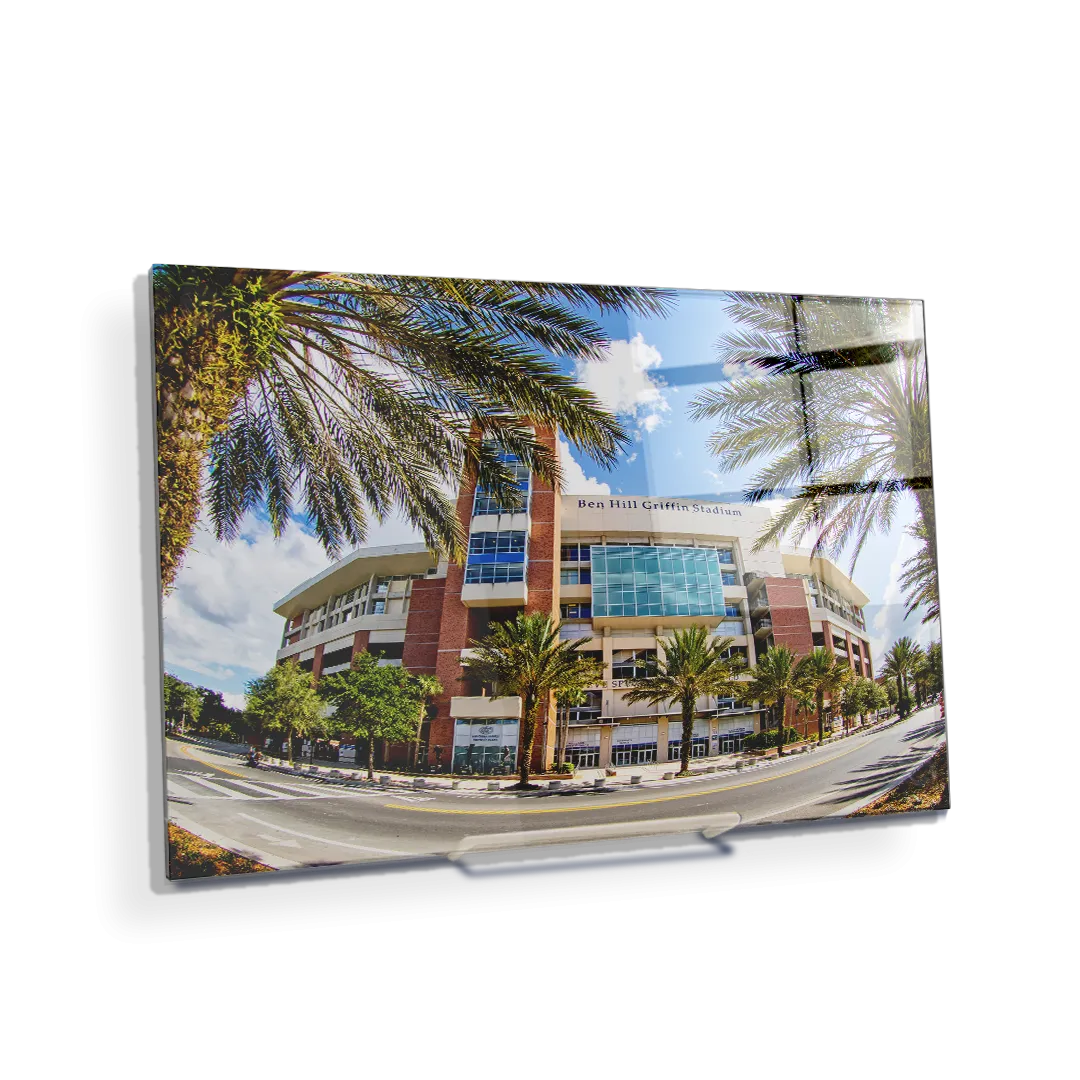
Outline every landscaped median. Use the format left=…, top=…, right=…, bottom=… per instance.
left=853, top=744, right=950, bottom=816
left=167, top=822, right=274, bottom=878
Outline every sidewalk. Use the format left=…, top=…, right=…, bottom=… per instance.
left=172, top=715, right=901, bottom=797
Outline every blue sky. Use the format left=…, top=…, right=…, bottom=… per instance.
left=162, top=287, right=939, bottom=706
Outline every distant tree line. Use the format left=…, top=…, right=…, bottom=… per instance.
left=163, top=673, right=251, bottom=742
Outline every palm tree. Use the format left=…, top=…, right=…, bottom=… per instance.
left=741, top=645, right=803, bottom=756
left=621, top=628, right=745, bottom=776
left=882, top=637, right=923, bottom=719
left=154, top=266, right=675, bottom=590
left=687, top=293, right=938, bottom=622
left=795, top=647, right=852, bottom=744
left=898, top=511, right=940, bottom=625
left=461, top=612, right=603, bottom=788
left=555, top=684, right=594, bottom=771
left=790, top=686, right=812, bottom=747
left=923, top=640, right=944, bottom=696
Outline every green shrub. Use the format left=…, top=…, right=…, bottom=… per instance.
left=742, top=726, right=803, bottom=750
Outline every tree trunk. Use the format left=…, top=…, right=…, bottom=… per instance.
left=777, top=694, right=786, bottom=756
left=285, top=726, right=293, bottom=764
left=155, top=292, right=257, bottom=593
left=816, top=690, right=825, bottom=744
left=680, top=700, right=693, bottom=776
left=367, top=733, right=375, bottom=781
left=556, top=704, right=567, bottom=769
left=518, top=701, right=538, bottom=788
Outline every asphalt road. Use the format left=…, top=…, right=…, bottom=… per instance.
left=165, top=706, right=946, bottom=871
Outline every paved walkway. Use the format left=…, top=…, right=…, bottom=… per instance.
left=175, top=716, right=903, bottom=796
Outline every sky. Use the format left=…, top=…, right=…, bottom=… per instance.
left=162, top=288, right=939, bottom=706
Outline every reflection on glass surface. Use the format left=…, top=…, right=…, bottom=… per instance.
left=159, top=276, right=946, bottom=876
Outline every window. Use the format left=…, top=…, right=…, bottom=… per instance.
left=724, top=603, right=742, bottom=618
left=612, top=743, right=656, bottom=766
left=668, top=737, right=708, bottom=760
left=721, top=570, right=738, bottom=586
left=559, top=568, right=591, bottom=585
left=611, top=649, right=656, bottom=680
left=371, top=600, right=386, bottom=614
left=467, top=531, right=527, bottom=563
left=590, top=545, right=733, bottom=619
left=561, top=543, right=592, bottom=563
left=464, top=564, right=525, bottom=584
left=322, top=646, right=352, bottom=669
left=564, top=690, right=602, bottom=723
left=371, top=641, right=404, bottom=661
left=472, top=453, right=530, bottom=516
left=717, top=549, right=735, bottom=564
left=560, top=602, right=592, bottom=620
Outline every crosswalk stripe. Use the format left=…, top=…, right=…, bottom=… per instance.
left=178, top=774, right=258, bottom=799
left=253, top=779, right=378, bottom=799
left=167, top=778, right=206, bottom=801
left=206, top=775, right=303, bottom=799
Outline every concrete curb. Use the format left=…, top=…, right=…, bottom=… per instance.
left=828, top=736, right=947, bottom=817
left=174, top=716, right=914, bottom=800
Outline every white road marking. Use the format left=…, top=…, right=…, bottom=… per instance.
left=253, top=779, right=381, bottom=799
left=236, top=813, right=411, bottom=856
left=177, top=774, right=257, bottom=799
left=166, top=778, right=202, bottom=801
left=169, top=812, right=300, bottom=871
left=209, top=775, right=304, bottom=799
left=256, top=833, right=301, bottom=848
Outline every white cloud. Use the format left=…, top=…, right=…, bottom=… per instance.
left=674, top=448, right=683, bottom=458
left=573, top=332, right=670, bottom=435
left=163, top=511, right=422, bottom=687
left=867, top=530, right=939, bottom=661
left=625, top=452, right=638, bottom=464
left=221, top=691, right=247, bottom=710
left=557, top=437, right=611, bottom=495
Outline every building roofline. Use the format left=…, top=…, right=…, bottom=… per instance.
left=273, top=542, right=435, bottom=618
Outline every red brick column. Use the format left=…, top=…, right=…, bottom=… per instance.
left=351, top=629, right=370, bottom=657
left=402, top=578, right=445, bottom=676
left=311, top=643, right=325, bottom=683
left=525, top=426, right=560, bottom=772
left=428, top=480, right=479, bottom=769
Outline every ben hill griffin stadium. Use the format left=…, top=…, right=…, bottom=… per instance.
left=272, top=432, right=873, bottom=774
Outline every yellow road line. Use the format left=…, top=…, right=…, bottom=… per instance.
left=385, top=738, right=871, bottom=816
left=177, top=742, right=252, bottom=780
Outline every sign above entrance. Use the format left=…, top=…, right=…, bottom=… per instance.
left=576, top=498, right=743, bottom=516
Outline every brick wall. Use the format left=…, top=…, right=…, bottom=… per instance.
left=428, top=479, right=479, bottom=764
left=764, top=578, right=815, bottom=738
left=402, top=577, right=445, bottom=675
left=525, top=426, right=559, bottom=771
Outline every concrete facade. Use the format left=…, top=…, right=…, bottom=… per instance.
left=273, top=464, right=874, bottom=771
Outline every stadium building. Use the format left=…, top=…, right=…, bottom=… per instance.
left=273, top=431, right=873, bottom=772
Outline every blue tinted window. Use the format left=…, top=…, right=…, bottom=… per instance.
left=590, top=546, right=735, bottom=620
